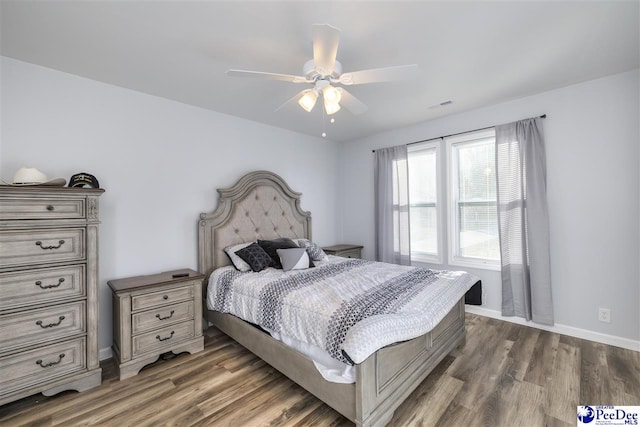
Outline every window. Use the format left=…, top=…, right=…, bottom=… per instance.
left=408, top=140, right=441, bottom=263
left=448, top=129, right=499, bottom=268
left=407, top=129, right=499, bottom=270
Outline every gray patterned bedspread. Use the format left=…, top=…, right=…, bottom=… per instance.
left=207, top=256, right=478, bottom=365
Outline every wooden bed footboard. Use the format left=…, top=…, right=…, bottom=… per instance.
left=205, top=298, right=466, bottom=427
left=355, top=298, right=465, bottom=426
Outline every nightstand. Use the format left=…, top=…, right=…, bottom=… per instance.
left=322, top=244, right=363, bottom=259
left=108, top=269, right=204, bottom=380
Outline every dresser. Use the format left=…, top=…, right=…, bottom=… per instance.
left=0, top=185, right=104, bottom=405
left=108, top=269, right=204, bottom=380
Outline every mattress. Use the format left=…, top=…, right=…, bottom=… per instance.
left=207, top=255, right=478, bottom=383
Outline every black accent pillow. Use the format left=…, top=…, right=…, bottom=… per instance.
left=235, top=243, right=273, bottom=272
left=257, top=238, right=299, bottom=269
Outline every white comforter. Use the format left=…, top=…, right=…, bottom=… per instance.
left=207, top=256, right=478, bottom=367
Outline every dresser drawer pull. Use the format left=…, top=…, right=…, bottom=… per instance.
left=36, top=316, right=66, bottom=328
left=46, top=205, right=55, bottom=211
left=35, top=278, right=65, bottom=289
left=156, top=331, right=175, bottom=342
left=36, top=353, right=65, bottom=368
left=155, top=310, right=175, bottom=321
left=35, top=240, right=66, bottom=250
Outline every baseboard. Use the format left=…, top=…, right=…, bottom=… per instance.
left=466, top=305, right=640, bottom=352
left=99, top=346, right=113, bottom=361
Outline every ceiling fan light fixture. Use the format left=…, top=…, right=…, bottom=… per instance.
left=324, top=98, right=341, bottom=115
left=298, top=90, right=318, bottom=112
left=322, top=85, right=341, bottom=105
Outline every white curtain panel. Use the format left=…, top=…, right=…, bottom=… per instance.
left=495, top=117, right=553, bottom=325
left=374, top=145, right=411, bottom=265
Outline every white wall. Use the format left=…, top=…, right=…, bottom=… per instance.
left=338, top=69, right=640, bottom=346
left=2, top=56, right=638, bottom=353
left=0, top=57, right=340, bottom=354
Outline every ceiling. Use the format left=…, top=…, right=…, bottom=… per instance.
left=1, top=1, right=638, bottom=142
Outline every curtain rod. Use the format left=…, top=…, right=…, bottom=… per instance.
left=372, top=114, right=546, bottom=153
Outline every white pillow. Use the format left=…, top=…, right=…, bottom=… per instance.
left=224, top=242, right=254, bottom=272
left=277, top=248, right=312, bottom=271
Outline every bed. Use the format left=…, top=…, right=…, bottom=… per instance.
left=198, top=170, right=473, bottom=427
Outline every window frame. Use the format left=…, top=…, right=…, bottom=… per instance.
left=408, top=139, right=443, bottom=265
left=446, top=129, right=501, bottom=271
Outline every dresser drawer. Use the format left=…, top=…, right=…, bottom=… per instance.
left=132, top=320, right=195, bottom=357
left=0, top=301, right=86, bottom=354
left=0, top=337, right=86, bottom=395
left=131, top=285, right=195, bottom=312
left=132, top=301, right=195, bottom=334
left=0, top=265, right=85, bottom=311
left=0, top=229, right=85, bottom=268
left=0, top=197, right=85, bottom=220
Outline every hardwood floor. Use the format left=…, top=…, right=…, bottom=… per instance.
left=1, top=313, right=638, bottom=426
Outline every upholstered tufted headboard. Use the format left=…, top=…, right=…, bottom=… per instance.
left=198, top=171, right=312, bottom=277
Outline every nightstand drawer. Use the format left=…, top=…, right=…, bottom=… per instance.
left=0, top=301, right=86, bottom=354
left=132, top=320, right=195, bottom=357
left=337, top=249, right=361, bottom=259
left=322, top=244, right=363, bottom=259
left=132, top=301, right=195, bottom=334
left=0, top=265, right=85, bottom=311
left=0, top=197, right=85, bottom=220
left=0, top=337, right=87, bottom=395
left=0, top=229, right=85, bottom=268
left=131, top=285, right=195, bottom=312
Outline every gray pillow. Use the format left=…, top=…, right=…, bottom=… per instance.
left=276, top=248, right=314, bottom=271
left=295, top=239, right=328, bottom=261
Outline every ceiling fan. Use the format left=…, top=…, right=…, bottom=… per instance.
left=226, top=24, right=419, bottom=116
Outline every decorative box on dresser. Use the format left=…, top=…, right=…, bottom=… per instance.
left=322, top=244, right=363, bottom=259
left=108, top=269, right=204, bottom=380
left=0, top=185, right=104, bottom=405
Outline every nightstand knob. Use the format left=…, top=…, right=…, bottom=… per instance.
left=46, top=205, right=55, bottom=211
left=163, top=295, right=169, bottom=300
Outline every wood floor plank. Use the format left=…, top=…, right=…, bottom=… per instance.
left=1, top=314, right=638, bottom=427
left=497, top=379, right=546, bottom=427
left=453, top=337, right=514, bottom=410
left=388, top=374, right=463, bottom=426
left=523, top=329, right=560, bottom=387
left=506, top=324, right=541, bottom=381
left=545, top=342, right=581, bottom=424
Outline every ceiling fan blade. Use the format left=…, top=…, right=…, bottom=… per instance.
left=338, top=64, right=419, bottom=85
left=274, top=89, right=309, bottom=112
left=337, top=88, right=368, bottom=115
left=312, top=24, right=341, bottom=74
left=226, top=69, right=308, bottom=83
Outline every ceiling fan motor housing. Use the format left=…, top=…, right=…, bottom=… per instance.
left=303, top=59, right=342, bottom=82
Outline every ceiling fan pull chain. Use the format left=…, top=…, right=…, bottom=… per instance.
left=321, top=106, right=327, bottom=138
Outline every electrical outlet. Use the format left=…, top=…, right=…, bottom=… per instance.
left=598, top=308, right=611, bottom=323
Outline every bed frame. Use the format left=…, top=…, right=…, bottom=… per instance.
left=198, top=170, right=466, bottom=427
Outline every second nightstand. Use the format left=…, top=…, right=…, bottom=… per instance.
left=322, top=244, right=363, bottom=259
left=108, top=269, right=205, bottom=380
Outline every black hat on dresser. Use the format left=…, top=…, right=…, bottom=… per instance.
left=68, top=172, right=100, bottom=189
